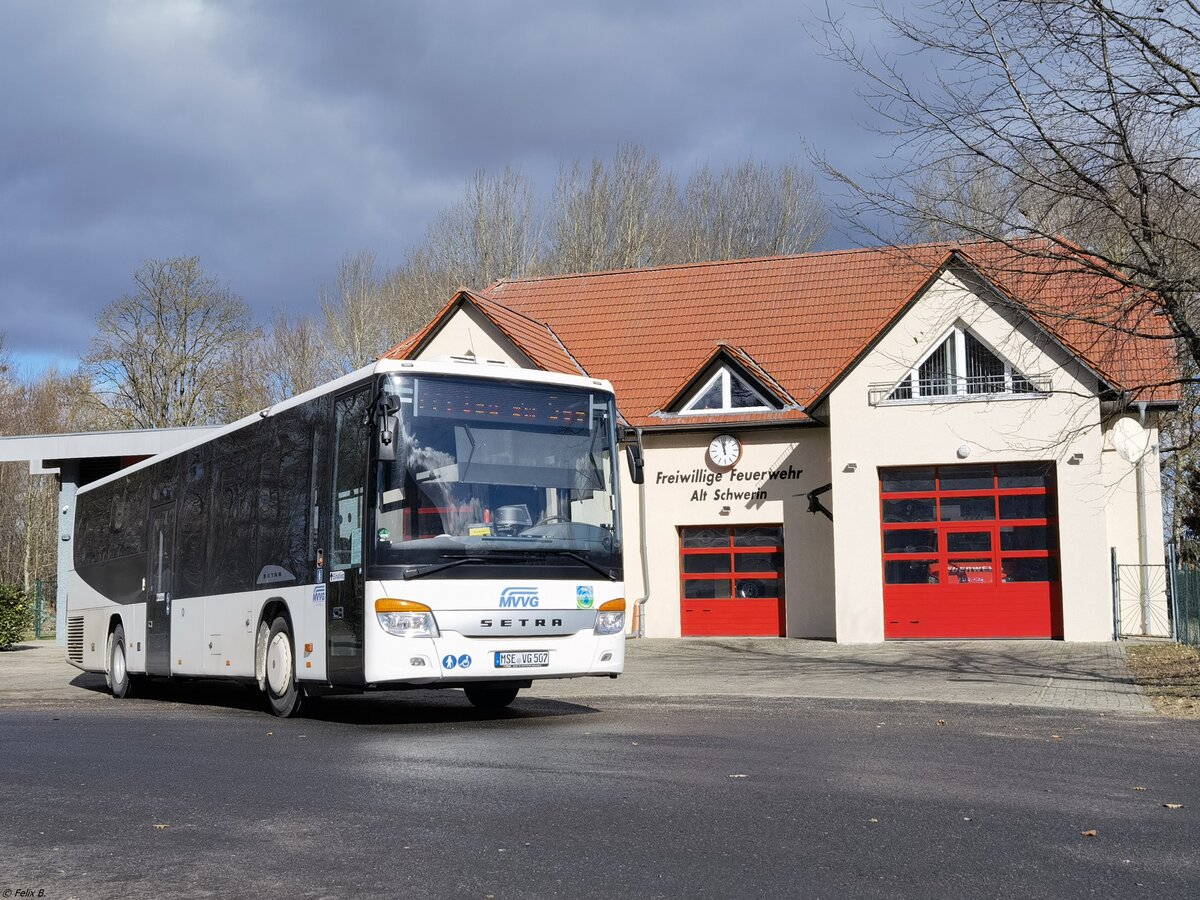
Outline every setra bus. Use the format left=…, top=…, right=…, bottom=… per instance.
left=66, top=357, right=643, bottom=716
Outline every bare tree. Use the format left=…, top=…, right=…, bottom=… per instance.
left=817, top=1, right=1200, bottom=384
left=607, top=144, right=678, bottom=269
left=422, top=167, right=541, bottom=288
left=547, top=145, right=678, bottom=273
left=258, top=309, right=340, bottom=404
left=86, top=257, right=262, bottom=428
left=319, top=250, right=407, bottom=373
left=0, top=365, right=93, bottom=597
left=547, top=146, right=827, bottom=274
left=676, top=160, right=828, bottom=261
left=549, top=158, right=617, bottom=274
left=905, top=156, right=1023, bottom=244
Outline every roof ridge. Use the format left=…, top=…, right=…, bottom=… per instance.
left=486, top=240, right=976, bottom=290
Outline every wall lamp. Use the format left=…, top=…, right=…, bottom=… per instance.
left=843, top=461, right=858, bottom=473
left=1069, top=452, right=1084, bottom=465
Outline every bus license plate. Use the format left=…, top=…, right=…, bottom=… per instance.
left=494, top=651, right=550, bottom=668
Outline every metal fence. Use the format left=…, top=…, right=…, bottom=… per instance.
left=1169, top=550, right=1200, bottom=648
left=33, top=579, right=55, bottom=639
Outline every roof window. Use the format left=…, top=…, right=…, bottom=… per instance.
left=879, top=325, right=1047, bottom=403
left=680, top=367, right=776, bottom=414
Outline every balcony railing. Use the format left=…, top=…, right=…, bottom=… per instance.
left=868, top=373, right=1053, bottom=406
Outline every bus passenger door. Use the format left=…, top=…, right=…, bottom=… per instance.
left=145, top=504, right=175, bottom=676
left=327, top=387, right=369, bottom=684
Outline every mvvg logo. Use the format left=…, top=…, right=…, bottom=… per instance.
left=499, top=586, right=540, bottom=608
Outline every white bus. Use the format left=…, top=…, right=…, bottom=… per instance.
left=66, top=358, right=643, bottom=716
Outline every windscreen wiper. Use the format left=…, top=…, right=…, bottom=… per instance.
left=401, top=550, right=617, bottom=582
left=530, top=549, right=618, bottom=581
left=401, top=555, right=490, bottom=580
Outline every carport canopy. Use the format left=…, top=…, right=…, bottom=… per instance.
left=0, top=427, right=218, bottom=643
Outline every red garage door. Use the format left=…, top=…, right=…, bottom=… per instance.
left=881, top=463, right=1062, bottom=639
left=680, top=526, right=786, bottom=636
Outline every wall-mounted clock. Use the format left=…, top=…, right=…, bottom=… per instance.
left=706, top=433, right=741, bottom=469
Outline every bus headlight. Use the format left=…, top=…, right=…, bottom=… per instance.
left=375, top=599, right=440, bottom=638
left=594, top=598, right=626, bottom=635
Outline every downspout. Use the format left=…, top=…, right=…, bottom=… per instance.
left=633, top=427, right=650, bottom=638
left=1136, top=401, right=1150, bottom=635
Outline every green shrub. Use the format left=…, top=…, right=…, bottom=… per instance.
left=0, top=583, right=33, bottom=648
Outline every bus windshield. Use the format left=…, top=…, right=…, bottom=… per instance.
left=371, top=374, right=621, bottom=578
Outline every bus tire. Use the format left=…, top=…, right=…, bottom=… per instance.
left=264, top=615, right=302, bottom=718
left=464, top=684, right=520, bottom=710
left=108, top=624, right=132, bottom=699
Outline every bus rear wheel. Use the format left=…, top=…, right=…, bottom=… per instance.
left=464, top=684, right=520, bottom=710
left=107, top=623, right=132, bottom=699
left=264, top=616, right=303, bottom=718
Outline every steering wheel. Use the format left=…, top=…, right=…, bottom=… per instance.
left=535, top=515, right=570, bottom=526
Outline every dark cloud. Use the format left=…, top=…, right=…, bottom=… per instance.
left=0, top=0, right=897, bottom=376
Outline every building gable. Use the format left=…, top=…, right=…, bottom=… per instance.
left=410, top=299, right=536, bottom=368
left=836, top=264, right=1105, bottom=417
left=659, top=344, right=796, bottom=416
left=879, top=320, right=1047, bottom=404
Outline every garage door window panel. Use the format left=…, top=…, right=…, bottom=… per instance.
left=946, top=531, right=991, bottom=553
left=1000, top=494, right=1049, bottom=520
left=884, top=529, right=939, bottom=554
left=882, top=467, right=937, bottom=493
left=939, top=496, right=996, bottom=521
left=683, top=553, right=732, bottom=574
left=885, top=560, right=939, bottom=584
left=944, top=558, right=995, bottom=585
left=683, top=579, right=733, bottom=599
left=998, top=463, right=1054, bottom=489
left=733, top=526, right=784, bottom=547
left=1000, top=525, right=1056, bottom=551
left=680, top=525, right=785, bottom=636
left=736, top=578, right=780, bottom=598
left=681, top=527, right=729, bottom=549
left=734, top=550, right=784, bottom=573
left=1003, top=558, right=1060, bottom=582
left=883, top=498, right=937, bottom=522
left=938, top=466, right=995, bottom=492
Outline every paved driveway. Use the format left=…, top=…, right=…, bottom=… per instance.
left=4, top=637, right=1151, bottom=713
left=540, top=638, right=1152, bottom=713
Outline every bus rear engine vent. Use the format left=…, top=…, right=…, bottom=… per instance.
left=67, top=616, right=85, bottom=664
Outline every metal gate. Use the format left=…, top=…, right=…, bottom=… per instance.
left=1115, top=564, right=1170, bottom=638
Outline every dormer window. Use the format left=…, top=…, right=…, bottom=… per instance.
left=886, top=325, right=1041, bottom=401
left=680, top=367, right=776, bottom=414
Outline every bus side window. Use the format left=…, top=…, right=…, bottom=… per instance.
left=331, top=389, right=369, bottom=570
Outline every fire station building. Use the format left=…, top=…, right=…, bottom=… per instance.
left=386, top=242, right=1177, bottom=642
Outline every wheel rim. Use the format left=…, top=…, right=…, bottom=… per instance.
left=112, top=639, right=126, bottom=686
left=266, top=632, right=292, bottom=697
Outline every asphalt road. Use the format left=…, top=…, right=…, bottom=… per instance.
left=2, top=679, right=1198, bottom=899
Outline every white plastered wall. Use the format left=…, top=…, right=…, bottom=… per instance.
left=1101, top=412, right=1170, bottom=636
left=416, top=305, right=534, bottom=367
left=828, top=266, right=1121, bottom=642
left=622, top=428, right=835, bottom=638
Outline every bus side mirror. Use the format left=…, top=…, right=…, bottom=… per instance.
left=625, top=442, right=644, bottom=485
left=378, top=415, right=398, bottom=463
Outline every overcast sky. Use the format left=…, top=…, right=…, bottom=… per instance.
left=0, top=0, right=901, bottom=379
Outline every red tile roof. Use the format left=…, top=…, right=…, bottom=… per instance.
left=384, top=242, right=1180, bottom=426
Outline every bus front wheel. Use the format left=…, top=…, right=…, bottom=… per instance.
left=264, top=616, right=303, bottom=718
left=464, top=684, right=520, bottom=710
left=107, top=623, right=132, bottom=699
